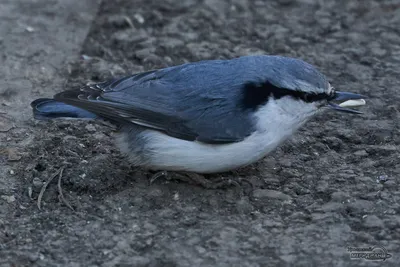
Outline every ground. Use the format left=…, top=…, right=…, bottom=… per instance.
left=0, top=0, right=399, bottom=266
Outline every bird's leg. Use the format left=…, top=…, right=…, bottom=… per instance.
left=208, top=176, right=253, bottom=189
left=149, top=171, right=253, bottom=193
left=149, top=171, right=212, bottom=187
left=206, top=176, right=254, bottom=196
left=149, top=170, right=169, bottom=185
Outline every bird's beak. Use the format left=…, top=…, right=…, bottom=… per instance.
left=328, top=91, right=367, bottom=114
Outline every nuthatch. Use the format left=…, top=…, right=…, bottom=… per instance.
left=31, top=55, right=366, bottom=176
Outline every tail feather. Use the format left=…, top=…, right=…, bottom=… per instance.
left=31, top=98, right=97, bottom=120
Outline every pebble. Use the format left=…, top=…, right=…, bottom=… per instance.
left=160, top=37, right=185, bottom=50
left=363, top=215, right=384, bottom=228
left=0, top=116, right=13, bottom=132
left=370, top=47, right=387, bottom=57
left=133, top=13, right=145, bottom=24
left=25, top=26, right=35, bottom=32
left=106, top=15, right=134, bottom=28
left=377, top=174, right=389, bottom=183
left=316, top=180, right=330, bottom=193
left=236, top=197, right=253, bottom=214
left=346, top=199, right=374, bottom=214
left=278, top=158, right=292, bottom=168
left=253, top=189, right=292, bottom=201
left=135, top=47, right=156, bottom=60
left=330, top=191, right=350, bottom=202
left=32, top=177, right=43, bottom=189
left=317, top=202, right=343, bottom=212
left=7, top=148, right=21, bottom=161
left=112, top=29, right=148, bottom=44
left=354, top=150, right=368, bottom=157
left=85, top=124, right=96, bottom=133
left=1, top=195, right=16, bottom=203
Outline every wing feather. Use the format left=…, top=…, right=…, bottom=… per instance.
left=54, top=60, right=256, bottom=143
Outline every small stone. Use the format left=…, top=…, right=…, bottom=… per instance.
left=330, top=191, right=350, bottom=202
left=346, top=199, right=374, bottom=214
left=370, top=47, right=387, bottom=57
left=253, top=189, right=292, bottom=201
left=116, top=239, right=130, bottom=251
left=377, top=175, right=389, bottom=183
left=106, top=15, right=134, bottom=28
left=7, top=148, right=21, bottom=161
left=1, top=195, right=16, bottom=203
left=195, top=246, right=206, bottom=254
left=134, top=13, right=145, bottom=24
left=318, top=202, right=343, bottom=212
left=25, top=26, right=35, bottom=32
left=135, top=48, right=156, bottom=59
left=0, top=116, right=13, bottom=132
left=93, top=133, right=106, bottom=140
left=85, top=124, right=96, bottom=133
left=263, top=177, right=281, bottom=187
left=160, top=37, right=185, bottom=50
left=112, top=29, right=148, bottom=44
left=316, top=180, right=329, bottom=193
left=354, top=150, right=368, bottom=157
left=9, top=170, right=15, bottom=175
left=363, top=215, right=384, bottom=228
left=278, top=158, right=292, bottom=168
left=236, top=197, right=253, bottom=214
left=32, top=177, right=43, bottom=189
left=63, top=135, right=78, bottom=141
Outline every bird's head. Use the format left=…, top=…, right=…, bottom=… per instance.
left=242, top=56, right=366, bottom=121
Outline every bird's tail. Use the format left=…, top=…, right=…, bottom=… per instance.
left=31, top=98, right=97, bottom=120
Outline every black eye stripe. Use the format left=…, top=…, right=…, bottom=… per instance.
left=241, top=81, right=330, bottom=110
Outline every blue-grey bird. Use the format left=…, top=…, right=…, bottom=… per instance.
left=31, top=55, right=365, bottom=177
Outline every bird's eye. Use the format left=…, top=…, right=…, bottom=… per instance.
left=327, top=89, right=336, bottom=100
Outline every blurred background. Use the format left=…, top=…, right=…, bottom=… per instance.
left=1, top=0, right=399, bottom=266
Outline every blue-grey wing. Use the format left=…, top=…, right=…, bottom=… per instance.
left=55, top=59, right=257, bottom=143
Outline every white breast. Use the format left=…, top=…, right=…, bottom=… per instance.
left=116, top=98, right=317, bottom=173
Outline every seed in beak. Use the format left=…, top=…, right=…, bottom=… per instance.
left=338, top=99, right=366, bottom=108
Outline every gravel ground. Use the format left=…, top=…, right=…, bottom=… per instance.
left=1, top=0, right=399, bottom=266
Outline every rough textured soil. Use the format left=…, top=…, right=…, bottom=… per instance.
left=1, top=0, right=400, bottom=266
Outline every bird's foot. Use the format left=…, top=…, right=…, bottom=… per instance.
left=149, top=171, right=212, bottom=187
left=149, top=171, right=253, bottom=194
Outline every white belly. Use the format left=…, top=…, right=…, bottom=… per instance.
left=115, top=98, right=316, bottom=173
left=136, top=128, right=291, bottom=173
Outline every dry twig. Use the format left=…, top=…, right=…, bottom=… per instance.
left=57, top=167, right=74, bottom=211
left=37, top=167, right=63, bottom=210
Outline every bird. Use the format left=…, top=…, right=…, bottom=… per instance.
left=31, top=55, right=365, bottom=187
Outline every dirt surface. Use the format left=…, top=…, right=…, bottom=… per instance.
left=1, top=0, right=400, bottom=266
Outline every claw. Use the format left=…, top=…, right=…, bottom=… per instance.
left=149, top=170, right=168, bottom=185
left=148, top=170, right=253, bottom=197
